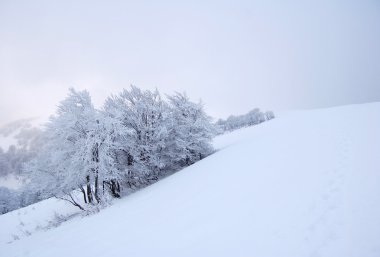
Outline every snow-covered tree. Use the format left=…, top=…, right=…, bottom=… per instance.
left=0, top=149, right=10, bottom=177
left=0, top=187, right=17, bottom=214
left=265, top=111, right=275, bottom=120
left=103, top=86, right=170, bottom=188
left=23, top=86, right=217, bottom=211
left=165, top=92, right=215, bottom=169
left=216, top=108, right=275, bottom=134
left=25, top=89, right=107, bottom=210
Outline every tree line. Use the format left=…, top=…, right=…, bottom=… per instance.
left=0, top=86, right=275, bottom=214
left=216, top=108, right=274, bottom=134
left=23, top=86, right=216, bottom=211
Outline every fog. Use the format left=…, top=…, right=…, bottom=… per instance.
left=0, top=0, right=379, bottom=125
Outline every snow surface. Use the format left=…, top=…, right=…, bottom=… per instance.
left=0, top=198, right=79, bottom=245
left=1, top=102, right=380, bottom=257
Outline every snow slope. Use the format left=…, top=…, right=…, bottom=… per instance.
left=1, top=102, right=380, bottom=257
left=0, top=198, right=79, bottom=244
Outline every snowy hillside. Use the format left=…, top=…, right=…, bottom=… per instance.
left=1, top=102, right=380, bottom=257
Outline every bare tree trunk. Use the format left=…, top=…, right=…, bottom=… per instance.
left=92, top=142, right=101, bottom=203
left=94, top=172, right=100, bottom=203
left=80, top=186, right=87, bottom=204
left=86, top=175, right=93, bottom=204
left=110, top=180, right=120, bottom=198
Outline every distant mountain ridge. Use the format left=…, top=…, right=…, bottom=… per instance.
left=0, top=118, right=43, bottom=151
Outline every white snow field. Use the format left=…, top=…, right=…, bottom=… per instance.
left=1, top=102, right=380, bottom=257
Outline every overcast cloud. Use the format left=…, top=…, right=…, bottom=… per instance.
left=0, top=0, right=379, bottom=125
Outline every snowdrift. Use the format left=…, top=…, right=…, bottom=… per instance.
left=1, top=102, right=380, bottom=257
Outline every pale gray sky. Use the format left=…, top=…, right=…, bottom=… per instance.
left=0, top=0, right=379, bottom=125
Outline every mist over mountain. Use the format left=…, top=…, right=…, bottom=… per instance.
left=0, top=118, right=43, bottom=151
